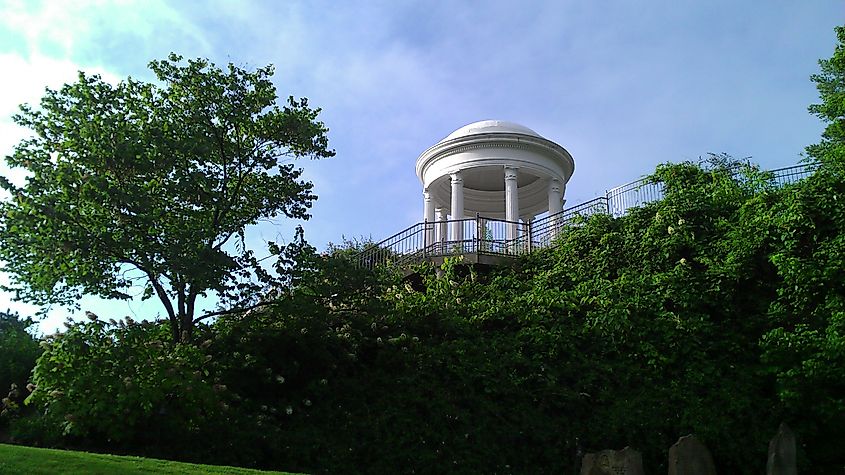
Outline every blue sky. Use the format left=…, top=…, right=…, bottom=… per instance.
left=0, top=0, right=841, bottom=332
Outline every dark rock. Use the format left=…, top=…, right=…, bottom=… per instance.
left=580, top=447, right=644, bottom=475
left=767, top=423, right=797, bottom=475
left=668, top=434, right=716, bottom=475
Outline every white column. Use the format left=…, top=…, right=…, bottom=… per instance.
left=504, top=166, right=519, bottom=241
left=450, top=171, right=464, bottom=242
left=423, top=188, right=434, bottom=247
left=549, top=179, right=563, bottom=239
left=435, top=207, right=446, bottom=246
left=548, top=179, right=563, bottom=215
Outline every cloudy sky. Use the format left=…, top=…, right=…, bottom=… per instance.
left=0, top=0, right=841, bottom=332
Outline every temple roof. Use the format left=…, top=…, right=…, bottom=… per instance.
left=442, top=120, right=542, bottom=142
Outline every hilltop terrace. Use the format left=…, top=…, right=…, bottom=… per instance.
left=356, top=162, right=816, bottom=270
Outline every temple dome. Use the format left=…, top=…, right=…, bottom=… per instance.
left=442, top=120, right=542, bottom=142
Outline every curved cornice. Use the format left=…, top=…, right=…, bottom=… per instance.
left=415, top=132, right=575, bottom=185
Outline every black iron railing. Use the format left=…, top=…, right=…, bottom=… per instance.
left=356, top=216, right=529, bottom=271
left=356, top=162, right=819, bottom=269
left=766, top=163, right=818, bottom=186
left=607, top=178, right=664, bottom=217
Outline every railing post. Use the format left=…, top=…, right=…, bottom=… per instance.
left=423, top=219, right=428, bottom=258
left=473, top=213, right=479, bottom=254
left=526, top=219, right=532, bottom=253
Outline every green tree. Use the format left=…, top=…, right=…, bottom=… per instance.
left=807, top=25, right=845, bottom=166
left=0, top=311, right=41, bottom=421
left=0, top=54, right=334, bottom=342
left=753, top=25, right=845, bottom=469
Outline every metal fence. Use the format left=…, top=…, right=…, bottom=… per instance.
left=357, top=217, right=530, bottom=271
left=766, top=163, right=818, bottom=187
left=356, top=162, right=819, bottom=269
left=530, top=196, right=609, bottom=248
left=607, top=178, right=664, bottom=218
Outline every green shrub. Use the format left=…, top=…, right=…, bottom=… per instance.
left=0, top=311, right=41, bottom=426
left=18, top=317, right=235, bottom=462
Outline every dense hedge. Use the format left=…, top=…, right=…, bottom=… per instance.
left=12, top=155, right=845, bottom=474
left=229, top=157, right=839, bottom=474
left=0, top=312, right=41, bottom=430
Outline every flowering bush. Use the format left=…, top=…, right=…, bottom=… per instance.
left=20, top=317, right=230, bottom=460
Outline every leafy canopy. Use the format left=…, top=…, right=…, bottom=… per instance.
left=808, top=25, right=845, bottom=155
left=0, top=54, right=334, bottom=342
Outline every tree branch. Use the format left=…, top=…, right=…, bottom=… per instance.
left=144, top=271, right=179, bottom=341
left=210, top=120, right=230, bottom=236
left=193, top=299, right=280, bottom=324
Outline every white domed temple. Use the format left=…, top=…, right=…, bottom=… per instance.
left=359, top=120, right=576, bottom=269
left=416, top=120, right=574, bottom=245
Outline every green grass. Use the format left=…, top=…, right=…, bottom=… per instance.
left=0, top=443, right=298, bottom=474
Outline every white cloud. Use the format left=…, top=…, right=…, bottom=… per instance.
left=0, top=0, right=211, bottom=59
left=1, top=0, right=94, bottom=57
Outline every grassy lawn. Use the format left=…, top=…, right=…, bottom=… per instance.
left=0, top=443, right=298, bottom=474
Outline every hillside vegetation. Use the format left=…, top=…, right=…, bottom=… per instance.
left=2, top=23, right=844, bottom=475
left=3, top=154, right=842, bottom=474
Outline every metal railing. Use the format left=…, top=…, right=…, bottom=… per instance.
left=607, top=178, right=664, bottom=217
left=530, top=196, right=609, bottom=248
left=766, top=163, right=817, bottom=187
left=357, top=216, right=530, bottom=271
left=356, top=162, right=819, bottom=270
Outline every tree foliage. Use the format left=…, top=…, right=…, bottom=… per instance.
left=808, top=25, right=845, bottom=167
left=0, top=54, right=334, bottom=342
left=0, top=311, right=41, bottom=424
left=19, top=316, right=243, bottom=462
left=752, top=24, right=845, bottom=466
